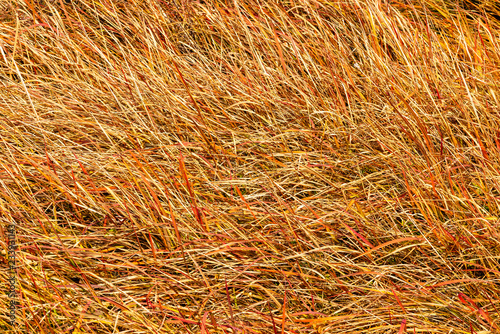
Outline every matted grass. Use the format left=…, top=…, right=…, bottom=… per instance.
left=1, top=0, right=500, bottom=333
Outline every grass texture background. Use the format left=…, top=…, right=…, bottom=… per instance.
left=1, top=0, right=500, bottom=333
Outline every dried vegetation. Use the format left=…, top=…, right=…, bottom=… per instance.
left=1, top=0, right=500, bottom=333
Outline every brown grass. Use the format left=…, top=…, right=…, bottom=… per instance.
left=1, top=0, right=500, bottom=333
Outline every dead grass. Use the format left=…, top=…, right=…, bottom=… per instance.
left=1, top=0, right=500, bottom=332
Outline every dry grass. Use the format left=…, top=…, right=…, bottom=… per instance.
left=1, top=0, right=500, bottom=332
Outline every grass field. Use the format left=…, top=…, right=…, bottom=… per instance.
left=1, top=0, right=500, bottom=333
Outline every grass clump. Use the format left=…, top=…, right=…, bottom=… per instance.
left=1, top=0, right=500, bottom=332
